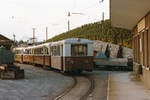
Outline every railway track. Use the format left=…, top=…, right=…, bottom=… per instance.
left=52, top=75, right=95, bottom=100
left=52, top=76, right=77, bottom=100
left=80, top=77, right=94, bottom=100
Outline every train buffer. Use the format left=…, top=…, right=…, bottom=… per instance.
left=0, top=64, right=24, bottom=79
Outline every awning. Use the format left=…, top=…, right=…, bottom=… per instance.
left=110, top=0, right=150, bottom=30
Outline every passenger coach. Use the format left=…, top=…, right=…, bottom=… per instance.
left=14, top=47, right=24, bottom=63
left=24, top=43, right=51, bottom=66
left=51, top=38, right=93, bottom=73
left=14, top=38, right=94, bottom=73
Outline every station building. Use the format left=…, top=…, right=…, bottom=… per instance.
left=110, top=0, right=150, bottom=88
left=0, top=34, right=13, bottom=50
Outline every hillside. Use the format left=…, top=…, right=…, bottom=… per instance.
left=46, top=20, right=132, bottom=48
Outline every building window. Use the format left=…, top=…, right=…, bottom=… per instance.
left=148, top=29, right=150, bottom=67
left=71, top=44, right=87, bottom=56
left=137, top=35, right=140, bottom=64
left=144, top=31, right=148, bottom=67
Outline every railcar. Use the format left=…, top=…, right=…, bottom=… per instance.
left=32, top=43, right=51, bottom=66
left=43, top=43, right=51, bottom=66
left=23, top=46, right=34, bottom=64
left=51, top=38, right=93, bottom=72
left=14, top=47, right=24, bottom=63
left=22, top=43, right=51, bottom=66
left=14, top=38, right=94, bottom=73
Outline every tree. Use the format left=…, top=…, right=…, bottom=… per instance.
left=46, top=19, right=132, bottom=48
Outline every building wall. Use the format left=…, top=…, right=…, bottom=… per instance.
left=133, top=12, right=150, bottom=89
left=0, top=34, right=13, bottom=50
left=94, top=40, right=133, bottom=58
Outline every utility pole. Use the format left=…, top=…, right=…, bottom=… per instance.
left=98, top=0, right=104, bottom=40
left=68, top=12, right=71, bottom=31
left=46, top=27, right=48, bottom=41
left=67, top=12, right=84, bottom=32
left=99, top=0, right=104, bottom=3
left=13, top=34, right=16, bottom=42
left=13, top=34, right=16, bottom=45
left=102, top=12, right=104, bottom=33
left=101, top=12, right=104, bottom=40
left=32, top=28, right=35, bottom=45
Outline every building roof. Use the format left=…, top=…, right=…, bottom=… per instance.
left=0, top=34, right=13, bottom=50
left=0, top=34, right=12, bottom=41
left=110, top=0, right=150, bottom=30
left=0, top=34, right=13, bottom=45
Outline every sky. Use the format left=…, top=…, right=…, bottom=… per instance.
left=0, top=0, right=109, bottom=41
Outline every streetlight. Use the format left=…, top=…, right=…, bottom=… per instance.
left=99, top=0, right=104, bottom=3
left=68, top=12, right=71, bottom=31
left=67, top=12, right=85, bottom=31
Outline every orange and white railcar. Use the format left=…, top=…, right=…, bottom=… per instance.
left=51, top=38, right=93, bottom=72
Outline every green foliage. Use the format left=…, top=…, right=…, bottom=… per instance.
left=47, top=19, right=132, bottom=48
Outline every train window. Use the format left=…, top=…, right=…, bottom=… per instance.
left=25, top=49, right=32, bottom=54
left=15, top=50, right=22, bottom=54
left=34, top=48, right=43, bottom=54
left=71, top=44, right=87, bottom=56
left=51, top=46, right=60, bottom=56
left=45, top=48, right=49, bottom=55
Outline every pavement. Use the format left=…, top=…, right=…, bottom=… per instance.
left=109, top=72, right=150, bottom=100
left=0, top=63, right=73, bottom=100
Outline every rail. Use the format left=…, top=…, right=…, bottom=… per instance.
left=52, top=76, right=77, bottom=100
left=80, top=76, right=95, bottom=100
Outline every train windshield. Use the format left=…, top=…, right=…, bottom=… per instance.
left=71, top=44, right=87, bottom=56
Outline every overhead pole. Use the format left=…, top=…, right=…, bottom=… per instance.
left=13, top=34, right=16, bottom=42
left=68, top=12, right=71, bottom=31
left=98, top=0, right=104, bottom=40
left=46, top=27, right=48, bottom=41
left=67, top=12, right=84, bottom=32
left=102, top=12, right=104, bottom=34
left=13, top=34, right=16, bottom=45
left=101, top=12, right=105, bottom=40
left=32, top=28, right=35, bottom=45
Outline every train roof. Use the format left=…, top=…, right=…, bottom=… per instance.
left=14, top=42, right=51, bottom=50
left=14, top=47, right=26, bottom=50
left=51, top=38, right=93, bottom=45
left=26, top=42, right=51, bottom=49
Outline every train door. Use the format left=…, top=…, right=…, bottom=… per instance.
left=60, top=45, right=64, bottom=71
left=42, top=46, right=47, bottom=66
left=21, top=49, right=24, bottom=63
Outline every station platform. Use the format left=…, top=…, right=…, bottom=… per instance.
left=108, top=72, right=150, bottom=100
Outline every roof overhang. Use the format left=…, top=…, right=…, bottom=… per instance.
left=110, top=0, right=150, bottom=30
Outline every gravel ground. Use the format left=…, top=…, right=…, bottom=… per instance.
left=0, top=63, right=73, bottom=100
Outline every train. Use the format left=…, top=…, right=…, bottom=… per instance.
left=14, top=38, right=94, bottom=73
